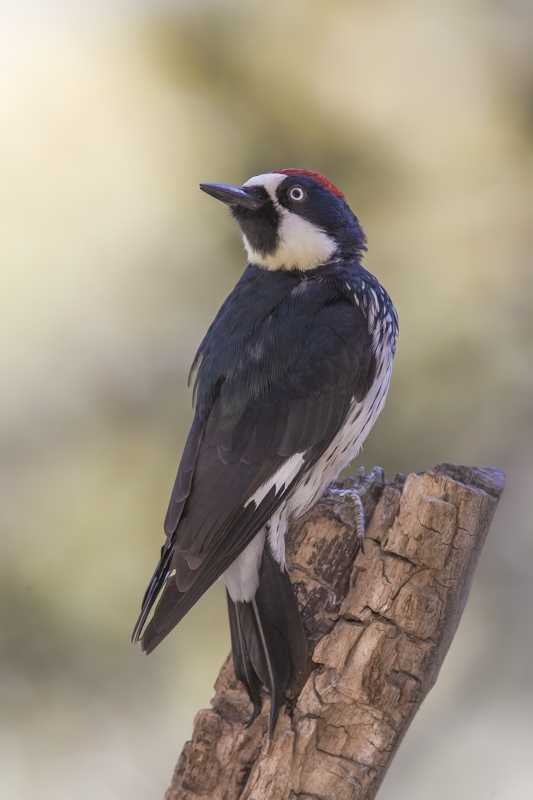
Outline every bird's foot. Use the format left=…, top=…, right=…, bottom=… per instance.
left=323, top=466, right=387, bottom=553
left=364, top=465, right=386, bottom=485
left=322, top=484, right=367, bottom=553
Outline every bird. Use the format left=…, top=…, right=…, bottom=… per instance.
left=132, top=168, right=398, bottom=734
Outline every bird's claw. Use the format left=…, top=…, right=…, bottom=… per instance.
left=322, top=486, right=366, bottom=553
left=366, top=466, right=385, bottom=485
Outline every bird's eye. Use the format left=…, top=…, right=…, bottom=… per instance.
left=289, top=186, right=305, bottom=201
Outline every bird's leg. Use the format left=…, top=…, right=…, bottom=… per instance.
left=322, top=484, right=367, bottom=553
left=322, top=466, right=386, bottom=553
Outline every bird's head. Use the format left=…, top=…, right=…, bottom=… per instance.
left=200, top=169, right=366, bottom=271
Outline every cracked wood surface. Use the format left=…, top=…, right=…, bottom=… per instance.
left=165, top=463, right=504, bottom=800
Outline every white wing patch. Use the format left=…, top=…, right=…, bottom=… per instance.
left=245, top=453, right=306, bottom=508
left=223, top=450, right=305, bottom=602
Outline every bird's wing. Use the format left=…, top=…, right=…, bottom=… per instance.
left=134, top=288, right=376, bottom=651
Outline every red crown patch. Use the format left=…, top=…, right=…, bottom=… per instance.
left=272, top=168, right=345, bottom=200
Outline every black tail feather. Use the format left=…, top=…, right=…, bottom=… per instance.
left=227, top=545, right=308, bottom=734
left=131, top=537, right=175, bottom=644
left=226, top=593, right=263, bottom=725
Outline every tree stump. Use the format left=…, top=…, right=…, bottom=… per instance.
left=165, top=463, right=505, bottom=800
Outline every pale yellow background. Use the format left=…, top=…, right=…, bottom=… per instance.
left=1, top=1, right=532, bottom=798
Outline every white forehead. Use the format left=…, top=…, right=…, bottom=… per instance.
left=242, top=172, right=285, bottom=203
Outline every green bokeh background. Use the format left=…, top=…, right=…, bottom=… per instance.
left=1, top=1, right=533, bottom=797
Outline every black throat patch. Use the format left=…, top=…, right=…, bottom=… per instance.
left=230, top=187, right=280, bottom=256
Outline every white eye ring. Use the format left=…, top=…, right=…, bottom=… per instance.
left=290, top=186, right=305, bottom=201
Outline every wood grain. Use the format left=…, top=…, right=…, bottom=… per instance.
left=165, top=463, right=504, bottom=800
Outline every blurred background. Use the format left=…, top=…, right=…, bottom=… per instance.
left=1, top=1, right=532, bottom=797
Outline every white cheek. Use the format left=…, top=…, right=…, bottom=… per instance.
left=243, top=211, right=337, bottom=271
left=276, top=211, right=337, bottom=269
left=241, top=173, right=337, bottom=270
left=242, top=233, right=261, bottom=267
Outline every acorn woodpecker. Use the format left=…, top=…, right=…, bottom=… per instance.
left=133, top=169, right=398, bottom=733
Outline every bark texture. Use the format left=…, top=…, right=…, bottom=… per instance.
left=165, top=463, right=504, bottom=800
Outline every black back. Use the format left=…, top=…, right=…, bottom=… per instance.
left=133, top=260, right=393, bottom=652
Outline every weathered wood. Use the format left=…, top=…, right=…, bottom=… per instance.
left=165, top=463, right=504, bottom=800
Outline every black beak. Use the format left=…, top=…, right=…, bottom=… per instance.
left=199, top=182, right=264, bottom=210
